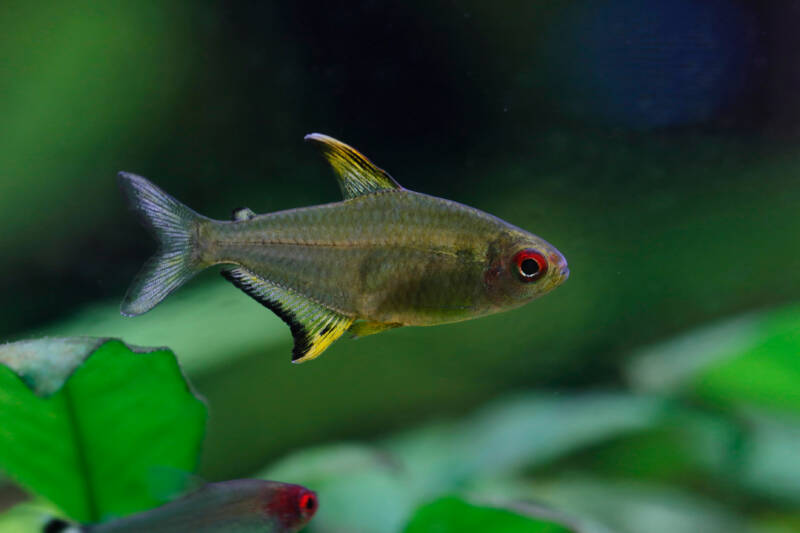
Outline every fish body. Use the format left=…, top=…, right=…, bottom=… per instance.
left=44, top=480, right=317, bottom=533
left=207, top=190, right=560, bottom=325
left=119, top=134, right=569, bottom=362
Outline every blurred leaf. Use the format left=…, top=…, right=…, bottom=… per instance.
left=627, top=305, right=800, bottom=503
left=549, top=405, right=742, bottom=482
left=265, top=443, right=397, bottom=486
left=386, top=393, right=664, bottom=493
left=455, top=393, right=664, bottom=476
left=516, top=477, right=747, bottom=533
left=402, top=496, right=574, bottom=533
left=0, top=501, right=57, bottom=533
left=733, top=409, right=800, bottom=504
left=33, top=284, right=287, bottom=377
left=628, top=304, right=800, bottom=414
left=627, top=312, right=762, bottom=394
left=264, top=393, right=665, bottom=533
left=0, top=338, right=206, bottom=523
left=751, top=512, right=800, bottom=533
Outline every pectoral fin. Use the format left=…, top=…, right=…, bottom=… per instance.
left=305, top=133, right=403, bottom=199
left=348, top=320, right=402, bottom=339
left=221, top=267, right=353, bottom=363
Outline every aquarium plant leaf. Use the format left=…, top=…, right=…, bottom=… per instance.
left=402, top=496, right=576, bottom=533
left=0, top=500, right=60, bottom=533
left=262, top=394, right=664, bottom=533
left=519, top=476, right=746, bottom=533
left=628, top=304, right=800, bottom=414
left=0, top=338, right=206, bottom=523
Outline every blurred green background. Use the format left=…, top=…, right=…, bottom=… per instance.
left=1, top=0, right=799, bottom=531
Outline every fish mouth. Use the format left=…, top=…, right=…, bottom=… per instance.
left=549, top=251, right=570, bottom=283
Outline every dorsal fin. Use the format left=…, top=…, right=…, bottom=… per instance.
left=221, top=267, right=353, bottom=363
left=231, top=207, right=256, bottom=222
left=305, top=133, right=403, bottom=199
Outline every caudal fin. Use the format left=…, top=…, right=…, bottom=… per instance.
left=118, top=172, right=207, bottom=316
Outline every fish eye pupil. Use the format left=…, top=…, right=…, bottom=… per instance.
left=520, top=258, right=539, bottom=277
left=513, top=249, right=548, bottom=282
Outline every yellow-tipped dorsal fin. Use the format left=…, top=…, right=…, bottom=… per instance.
left=305, top=133, right=403, bottom=199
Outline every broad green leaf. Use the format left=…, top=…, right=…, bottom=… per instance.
left=0, top=338, right=206, bottom=523
left=402, top=497, right=574, bottom=533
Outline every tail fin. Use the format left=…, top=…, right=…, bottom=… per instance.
left=117, top=172, right=207, bottom=316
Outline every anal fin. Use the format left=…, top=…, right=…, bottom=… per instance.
left=221, top=267, right=353, bottom=363
left=348, top=320, right=402, bottom=339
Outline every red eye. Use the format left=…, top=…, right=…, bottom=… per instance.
left=298, top=491, right=318, bottom=516
left=513, top=249, right=547, bottom=282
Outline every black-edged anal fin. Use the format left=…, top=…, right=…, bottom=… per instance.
left=221, top=267, right=353, bottom=363
left=304, top=133, right=403, bottom=199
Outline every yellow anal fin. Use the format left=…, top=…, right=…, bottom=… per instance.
left=304, top=133, right=403, bottom=199
left=348, top=321, right=402, bottom=339
left=221, top=267, right=353, bottom=363
left=295, top=316, right=353, bottom=363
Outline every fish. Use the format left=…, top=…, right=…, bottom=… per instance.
left=42, top=479, right=317, bottom=533
left=118, top=133, right=569, bottom=363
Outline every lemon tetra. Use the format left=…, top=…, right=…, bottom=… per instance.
left=119, top=134, right=569, bottom=362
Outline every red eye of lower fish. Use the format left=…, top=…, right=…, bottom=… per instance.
left=513, top=249, right=547, bottom=282
left=299, top=491, right=318, bottom=515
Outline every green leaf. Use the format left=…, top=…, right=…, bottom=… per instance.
left=628, top=304, right=800, bottom=414
left=263, top=394, right=662, bottom=533
left=385, top=393, right=664, bottom=494
left=519, top=477, right=747, bottom=533
left=0, top=338, right=206, bottom=523
left=550, top=405, right=743, bottom=482
left=733, top=409, right=800, bottom=504
left=0, top=502, right=55, bottom=533
left=402, top=497, right=575, bottom=533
